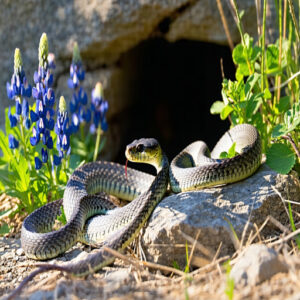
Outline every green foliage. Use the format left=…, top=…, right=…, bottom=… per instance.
left=0, top=108, right=69, bottom=213
left=0, top=223, right=10, bottom=235
left=184, top=241, right=190, bottom=273
left=0, top=210, right=10, bottom=236
left=210, top=1, right=300, bottom=175
left=266, top=143, right=295, bottom=174
left=287, top=201, right=300, bottom=248
left=220, top=142, right=237, bottom=159
left=224, top=260, right=235, bottom=300
left=0, top=36, right=108, bottom=233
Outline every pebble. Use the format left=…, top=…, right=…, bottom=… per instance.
left=16, top=248, right=24, bottom=256
left=230, top=244, right=289, bottom=286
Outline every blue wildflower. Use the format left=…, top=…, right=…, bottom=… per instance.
left=54, top=96, right=72, bottom=165
left=6, top=49, right=32, bottom=142
left=30, top=33, right=56, bottom=168
left=41, top=148, right=48, bottom=163
left=30, top=126, right=40, bottom=146
left=8, top=134, right=19, bottom=149
left=90, top=82, right=108, bottom=133
left=8, top=107, right=17, bottom=128
left=34, top=157, right=42, bottom=170
left=68, top=42, right=91, bottom=132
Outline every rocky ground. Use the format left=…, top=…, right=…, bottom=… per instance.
left=1, top=167, right=300, bottom=300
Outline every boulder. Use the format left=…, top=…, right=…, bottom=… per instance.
left=141, top=165, right=300, bottom=269
left=0, top=0, right=272, bottom=129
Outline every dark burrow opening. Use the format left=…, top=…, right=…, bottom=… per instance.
left=115, top=38, right=235, bottom=172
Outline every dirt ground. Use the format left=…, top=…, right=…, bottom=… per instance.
left=1, top=194, right=300, bottom=300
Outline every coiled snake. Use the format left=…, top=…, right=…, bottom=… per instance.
left=21, top=124, right=261, bottom=276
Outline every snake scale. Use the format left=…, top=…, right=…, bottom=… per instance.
left=21, top=124, right=261, bottom=276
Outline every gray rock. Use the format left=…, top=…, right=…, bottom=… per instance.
left=167, top=0, right=277, bottom=44
left=230, top=244, right=288, bottom=286
left=16, top=248, right=24, bottom=256
left=0, top=0, right=272, bottom=129
left=141, top=164, right=300, bottom=268
left=0, top=0, right=188, bottom=124
left=27, top=290, right=53, bottom=300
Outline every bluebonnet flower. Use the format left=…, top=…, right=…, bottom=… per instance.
left=34, top=157, right=42, bottom=170
left=68, top=42, right=91, bottom=132
left=8, top=134, right=19, bottom=149
left=54, top=96, right=72, bottom=166
left=90, top=82, right=108, bottom=133
left=30, top=33, right=56, bottom=169
left=6, top=48, right=32, bottom=135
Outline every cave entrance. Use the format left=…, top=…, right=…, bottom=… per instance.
left=117, top=38, right=235, bottom=168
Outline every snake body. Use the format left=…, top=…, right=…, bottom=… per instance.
left=21, top=124, right=261, bottom=276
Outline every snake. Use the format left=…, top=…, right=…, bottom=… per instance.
left=21, top=124, right=261, bottom=276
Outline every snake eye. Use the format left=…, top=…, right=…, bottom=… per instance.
left=136, top=144, right=144, bottom=152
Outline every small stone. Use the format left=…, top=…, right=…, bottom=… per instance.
left=16, top=248, right=24, bottom=256
left=230, top=244, right=288, bottom=286
left=28, top=290, right=53, bottom=300
left=54, top=282, right=68, bottom=300
left=0, top=247, right=5, bottom=252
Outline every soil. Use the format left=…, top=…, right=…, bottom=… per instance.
left=1, top=194, right=300, bottom=300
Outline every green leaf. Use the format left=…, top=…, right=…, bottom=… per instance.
left=0, top=223, right=10, bottom=235
left=250, top=46, right=261, bottom=62
left=221, top=105, right=233, bottom=120
left=236, top=63, right=250, bottom=80
left=0, top=210, right=9, bottom=217
left=232, top=44, right=246, bottom=65
left=244, top=33, right=252, bottom=50
left=271, top=124, right=287, bottom=138
left=246, top=93, right=263, bottom=119
left=266, top=143, right=296, bottom=174
left=238, top=10, right=245, bottom=20
left=210, top=101, right=225, bottom=114
left=244, top=73, right=261, bottom=99
left=266, top=44, right=279, bottom=73
left=0, top=130, right=13, bottom=162
left=228, top=142, right=237, bottom=158
left=264, top=88, right=272, bottom=99
left=219, top=142, right=237, bottom=158
left=276, top=96, right=290, bottom=114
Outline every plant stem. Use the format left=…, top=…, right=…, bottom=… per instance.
left=46, top=159, right=55, bottom=190
left=93, top=124, right=102, bottom=162
left=281, top=134, right=300, bottom=162
left=276, top=0, right=283, bottom=106
left=287, top=0, right=300, bottom=42
left=216, top=0, right=234, bottom=52
left=231, top=0, right=253, bottom=74
left=261, top=0, right=267, bottom=93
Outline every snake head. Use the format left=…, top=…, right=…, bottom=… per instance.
left=125, top=138, right=163, bottom=168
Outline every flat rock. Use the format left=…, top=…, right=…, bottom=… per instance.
left=142, top=164, right=300, bottom=268
left=230, top=244, right=288, bottom=286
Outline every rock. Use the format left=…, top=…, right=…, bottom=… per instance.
left=166, top=1, right=277, bottom=44
left=27, top=290, right=53, bottom=300
left=16, top=248, right=24, bottom=256
left=0, top=0, right=274, bottom=129
left=230, top=244, right=288, bottom=286
left=141, top=164, right=300, bottom=268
